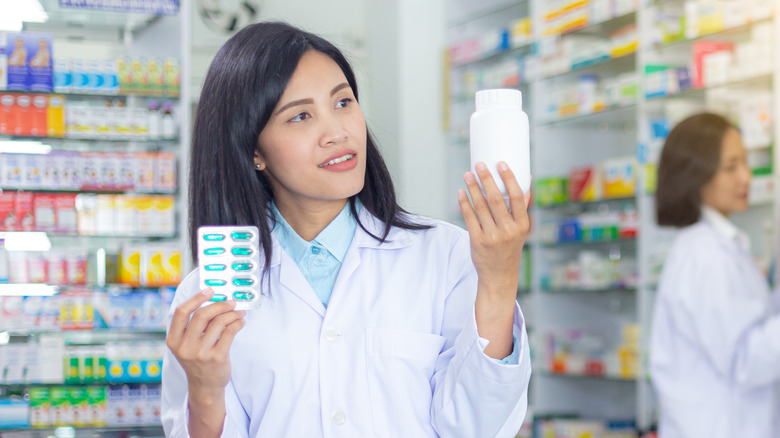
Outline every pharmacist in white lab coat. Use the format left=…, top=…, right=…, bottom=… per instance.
left=161, top=22, right=532, bottom=438
left=650, top=113, right=780, bottom=438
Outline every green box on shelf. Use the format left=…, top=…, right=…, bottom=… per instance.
left=50, top=386, right=70, bottom=427
left=29, top=387, right=50, bottom=428
left=87, top=386, right=107, bottom=427
left=644, top=163, right=658, bottom=194
left=69, top=386, right=89, bottom=427
left=535, top=177, right=568, bottom=206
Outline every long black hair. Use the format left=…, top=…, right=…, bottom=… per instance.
left=189, top=21, right=431, bottom=272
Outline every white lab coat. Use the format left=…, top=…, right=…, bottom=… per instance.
left=650, top=215, right=780, bottom=438
left=161, top=209, right=531, bottom=437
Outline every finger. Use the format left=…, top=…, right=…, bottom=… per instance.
left=497, top=161, right=529, bottom=223
left=214, top=318, right=246, bottom=356
left=464, top=169, right=497, bottom=232
left=524, top=175, right=533, bottom=208
left=182, top=300, right=237, bottom=344
left=458, top=189, right=482, bottom=234
left=474, top=162, right=512, bottom=223
left=168, top=288, right=216, bottom=346
left=200, top=310, right=247, bottom=348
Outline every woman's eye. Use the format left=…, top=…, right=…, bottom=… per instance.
left=336, top=98, right=353, bottom=109
left=289, top=112, right=309, bottom=122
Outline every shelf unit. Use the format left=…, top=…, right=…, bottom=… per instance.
left=445, top=0, right=778, bottom=434
left=0, top=1, right=190, bottom=434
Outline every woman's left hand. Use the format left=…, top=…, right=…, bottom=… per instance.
left=458, top=161, right=531, bottom=358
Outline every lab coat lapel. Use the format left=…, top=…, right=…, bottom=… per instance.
left=273, top=235, right=327, bottom=317
left=330, top=209, right=414, bottom=302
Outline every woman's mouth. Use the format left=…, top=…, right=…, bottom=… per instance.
left=318, top=154, right=355, bottom=168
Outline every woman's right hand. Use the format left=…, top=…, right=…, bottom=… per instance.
left=166, top=288, right=246, bottom=435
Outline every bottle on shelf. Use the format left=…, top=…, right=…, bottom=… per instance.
left=161, top=101, right=176, bottom=140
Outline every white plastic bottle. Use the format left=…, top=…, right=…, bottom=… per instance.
left=469, top=89, right=531, bottom=200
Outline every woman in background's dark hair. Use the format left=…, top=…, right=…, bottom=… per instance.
left=164, top=21, right=532, bottom=438
left=655, top=112, right=733, bottom=227
left=188, top=21, right=427, bottom=271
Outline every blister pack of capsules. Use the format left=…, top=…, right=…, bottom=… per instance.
left=197, top=225, right=262, bottom=310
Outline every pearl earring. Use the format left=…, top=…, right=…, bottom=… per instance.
left=255, top=164, right=261, bottom=169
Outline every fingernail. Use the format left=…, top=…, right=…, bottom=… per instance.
left=202, top=288, right=213, bottom=296
left=238, top=310, right=247, bottom=316
left=498, top=161, right=508, bottom=172
left=464, top=172, right=475, bottom=181
left=457, top=190, right=467, bottom=199
left=475, top=162, right=486, bottom=171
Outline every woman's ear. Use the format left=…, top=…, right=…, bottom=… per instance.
left=253, top=149, right=267, bottom=171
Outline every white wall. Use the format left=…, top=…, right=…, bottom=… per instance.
left=189, top=0, right=367, bottom=102
left=366, top=0, right=449, bottom=220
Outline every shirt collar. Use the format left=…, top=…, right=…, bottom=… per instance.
left=272, top=201, right=358, bottom=264
left=701, top=205, right=750, bottom=253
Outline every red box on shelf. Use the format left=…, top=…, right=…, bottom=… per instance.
left=14, top=191, right=35, bottom=231
left=0, top=191, right=16, bottom=231
left=568, top=166, right=602, bottom=202
left=691, top=40, right=734, bottom=88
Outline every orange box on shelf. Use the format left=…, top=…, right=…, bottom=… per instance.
left=13, top=93, right=32, bottom=136
left=30, top=94, right=48, bottom=137
left=0, top=93, right=15, bottom=135
left=118, top=244, right=142, bottom=287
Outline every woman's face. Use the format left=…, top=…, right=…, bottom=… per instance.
left=700, top=128, right=751, bottom=216
left=255, top=50, right=367, bottom=212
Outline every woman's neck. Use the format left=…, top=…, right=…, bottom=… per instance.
left=275, top=198, right=349, bottom=241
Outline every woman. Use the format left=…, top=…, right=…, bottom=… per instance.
left=650, top=112, right=780, bottom=437
left=161, top=22, right=532, bottom=437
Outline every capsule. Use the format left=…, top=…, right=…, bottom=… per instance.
left=205, top=264, right=226, bottom=271
left=204, top=248, right=226, bottom=256
left=205, top=279, right=226, bottom=287
left=232, top=262, right=253, bottom=271
left=233, top=278, right=254, bottom=286
left=231, top=231, right=254, bottom=241
left=231, top=247, right=253, bottom=256
left=203, top=234, right=225, bottom=241
left=210, top=294, right=227, bottom=302
left=233, top=291, right=255, bottom=300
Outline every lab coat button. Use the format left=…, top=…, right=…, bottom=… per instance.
left=324, top=327, right=339, bottom=342
left=331, top=410, right=346, bottom=425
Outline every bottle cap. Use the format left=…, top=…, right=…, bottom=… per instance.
left=475, top=89, right=522, bottom=110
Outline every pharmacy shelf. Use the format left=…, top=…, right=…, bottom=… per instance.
left=0, top=188, right=177, bottom=196
left=550, top=9, right=637, bottom=37
left=537, top=370, right=637, bottom=382
left=533, top=51, right=637, bottom=82
left=0, top=424, right=165, bottom=437
left=645, top=73, right=773, bottom=103
left=537, top=196, right=637, bottom=209
left=541, top=286, right=637, bottom=294
left=537, top=102, right=638, bottom=127
left=0, top=90, right=180, bottom=99
left=0, top=136, right=179, bottom=144
left=539, top=237, right=637, bottom=249
left=1, top=380, right=163, bottom=389
left=447, top=0, right=530, bottom=28
left=451, top=42, right=534, bottom=69
left=647, top=16, right=774, bottom=52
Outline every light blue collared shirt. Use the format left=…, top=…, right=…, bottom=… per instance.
left=271, top=201, right=519, bottom=364
left=272, top=202, right=357, bottom=308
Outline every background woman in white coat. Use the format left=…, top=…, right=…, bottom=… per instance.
left=161, top=22, right=532, bottom=437
left=650, top=112, right=780, bottom=438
